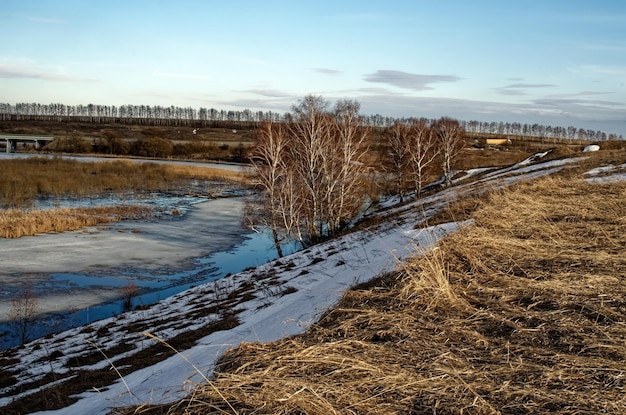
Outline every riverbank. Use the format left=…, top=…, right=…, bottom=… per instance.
left=0, top=197, right=258, bottom=330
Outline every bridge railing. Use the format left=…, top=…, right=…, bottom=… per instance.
left=0, top=134, right=55, bottom=153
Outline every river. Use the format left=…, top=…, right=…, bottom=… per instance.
left=0, top=155, right=291, bottom=349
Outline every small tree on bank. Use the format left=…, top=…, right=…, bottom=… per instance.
left=246, top=95, right=370, bottom=256
left=247, top=121, right=304, bottom=257
left=407, top=119, right=440, bottom=196
left=434, top=117, right=465, bottom=187
left=8, top=283, right=40, bottom=345
left=384, top=119, right=442, bottom=199
left=385, top=121, right=412, bottom=202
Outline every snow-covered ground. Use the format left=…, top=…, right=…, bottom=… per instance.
left=583, top=162, right=626, bottom=183
left=1, top=151, right=621, bottom=415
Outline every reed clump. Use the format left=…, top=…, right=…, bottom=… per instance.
left=0, top=206, right=152, bottom=238
left=0, top=157, right=247, bottom=208
left=123, top=177, right=626, bottom=415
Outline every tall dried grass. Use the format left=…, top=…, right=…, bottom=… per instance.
left=0, top=157, right=248, bottom=208
left=0, top=206, right=151, bottom=238
left=122, top=177, right=626, bottom=415
left=163, top=164, right=248, bottom=182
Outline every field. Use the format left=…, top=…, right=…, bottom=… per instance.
left=0, top=119, right=257, bottom=161
left=0, top=120, right=258, bottom=145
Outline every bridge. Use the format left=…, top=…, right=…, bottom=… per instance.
left=0, top=134, right=55, bottom=153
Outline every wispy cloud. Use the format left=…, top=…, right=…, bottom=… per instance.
left=364, top=70, right=461, bottom=91
left=533, top=97, right=624, bottom=108
left=153, top=71, right=210, bottom=80
left=547, top=91, right=613, bottom=98
left=0, top=63, right=95, bottom=82
left=496, top=89, right=528, bottom=96
left=495, top=83, right=557, bottom=95
left=218, top=97, right=297, bottom=112
left=562, top=12, right=626, bottom=24
left=312, top=68, right=342, bottom=75
left=578, top=41, right=626, bottom=52
left=244, top=89, right=292, bottom=98
left=572, top=64, right=626, bottom=77
left=503, top=83, right=557, bottom=88
left=357, top=87, right=394, bottom=94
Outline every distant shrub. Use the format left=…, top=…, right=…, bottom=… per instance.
left=48, top=133, right=92, bottom=153
left=130, top=137, right=173, bottom=157
left=172, top=141, right=218, bottom=158
left=94, top=131, right=130, bottom=155
left=141, top=127, right=167, bottom=138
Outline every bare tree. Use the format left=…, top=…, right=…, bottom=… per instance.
left=327, top=99, right=370, bottom=232
left=247, top=96, right=371, bottom=251
left=247, top=121, right=300, bottom=257
left=288, top=95, right=333, bottom=242
left=8, top=283, right=40, bottom=345
left=434, top=117, right=465, bottom=187
left=385, top=121, right=412, bottom=202
left=406, top=119, right=440, bottom=195
left=121, top=282, right=139, bottom=313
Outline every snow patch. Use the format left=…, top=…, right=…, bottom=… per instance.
left=583, top=144, right=600, bottom=152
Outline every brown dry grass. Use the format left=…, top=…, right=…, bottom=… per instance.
left=0, top=205, right=152, bottom=238
left=163, top=164, right=248, bottom=182
left=0, top=157, right=248, bottom=208
left=121, top=176, right=626, bottom=415
left=0, top=158, right=249, bottom=237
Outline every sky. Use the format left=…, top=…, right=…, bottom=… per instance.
left=1, top=0, right=625, bottom=136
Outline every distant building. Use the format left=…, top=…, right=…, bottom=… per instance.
left=486, top=138, right=511, bottom=146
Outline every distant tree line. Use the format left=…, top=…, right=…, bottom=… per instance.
left=0, top=102, right=622, bottom=141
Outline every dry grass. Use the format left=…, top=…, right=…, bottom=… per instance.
left=0, top=205, right=153, bottom=238
left=163, top=164, right=249, bottom=182
left=0, top=158, right=250, bottom=237
left=122, top=176, right=626, bottom=415
left=0, top=157, right=248, bottom=208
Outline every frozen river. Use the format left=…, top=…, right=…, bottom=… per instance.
left=0, top=155, right=284, bottom=349
left=0, top=196, right=286, bottom=348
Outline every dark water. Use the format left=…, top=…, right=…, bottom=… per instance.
left=0, top=229, right=295, bottom=349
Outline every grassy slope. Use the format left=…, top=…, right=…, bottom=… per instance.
left=124, top=155, right=626, bottom=414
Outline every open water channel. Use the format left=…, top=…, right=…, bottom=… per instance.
left=0, top=155, right=293, bottom=349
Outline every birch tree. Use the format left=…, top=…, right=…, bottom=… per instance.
left=434, top=117, right=465, bottom=187
left=407, top=119, right=440, bottom=195
left=288, top=95, right=333, bottom=242
left=385, top=121, right=412, bottom=202
left=247, top=121, right=302, bottom=257
left=327, top=99, right=370, bottom=233
left=247, top=96, right=371, bottom=252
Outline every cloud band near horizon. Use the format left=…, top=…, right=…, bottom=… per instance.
left=364, top=70, right=461, bottom=91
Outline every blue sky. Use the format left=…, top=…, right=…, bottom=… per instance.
left=1, top=0, right=625, bottom=135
